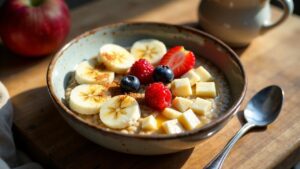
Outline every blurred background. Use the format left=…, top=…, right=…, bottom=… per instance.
left=66, top=0, right=300, bottom=15
left=0, top=0, right=298, bottom=14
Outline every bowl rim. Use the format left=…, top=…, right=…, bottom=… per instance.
left=47, top=22, right=247, bottom=140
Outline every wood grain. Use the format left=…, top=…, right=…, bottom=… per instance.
left=1, top=0, right=300, bottom=168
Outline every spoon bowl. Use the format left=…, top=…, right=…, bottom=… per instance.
left=244, top=85, right=284, bottom=126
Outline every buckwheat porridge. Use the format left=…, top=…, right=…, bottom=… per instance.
left=65, top=39, right=231, bottom=135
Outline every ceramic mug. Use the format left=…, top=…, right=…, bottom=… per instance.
left=198, top=0, right=294, bottom=46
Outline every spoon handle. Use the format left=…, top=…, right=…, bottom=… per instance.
left=204, top=123, right=256, bottom=169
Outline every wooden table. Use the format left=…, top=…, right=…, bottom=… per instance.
left=1, top=0, right=300, bottom=168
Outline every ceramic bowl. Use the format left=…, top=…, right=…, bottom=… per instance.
left=47, top=22, right=246, bottom=155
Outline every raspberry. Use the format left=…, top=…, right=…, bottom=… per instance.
left=145, top=82, right=172, bottom=111
left=129, top=59, right=154, bottom=84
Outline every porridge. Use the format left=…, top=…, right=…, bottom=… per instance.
left=65, top=39, right=231, bottom=135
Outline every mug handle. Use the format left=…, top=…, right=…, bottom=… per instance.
left=261, top=0, right=294, bottom=32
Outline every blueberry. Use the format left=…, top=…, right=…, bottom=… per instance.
left=120, top=75, right=140, bottom=92
left=153, top=65, right=174, bottom=83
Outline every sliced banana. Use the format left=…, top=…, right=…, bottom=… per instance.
left=100, top=44, right=135, bottom=74
left=100, top=95, right=141, bottom=129
left=97, top=53, right=103, bottom=64
left=130, top=39, right=167, bottom=65
left=69, top=84, right=111, bottom=115
left=75, top=59, right=114, bottom=85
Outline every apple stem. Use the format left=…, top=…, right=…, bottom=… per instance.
left=29, top=0, right=45, bottom=7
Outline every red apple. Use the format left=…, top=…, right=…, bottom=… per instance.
left=0, top=0, right=70, bottom=57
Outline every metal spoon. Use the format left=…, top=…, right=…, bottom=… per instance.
left=205, top=85, right=284, bottom=169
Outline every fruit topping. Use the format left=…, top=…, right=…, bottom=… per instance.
left=181, top=69, right=200, bottom=86
left=171, top=78, right=192, bottom=97
left=145, top=82, right=172, bottom=111
left=195, top=82, right=217, bottom=97
left=141, top=115, right=158, bottom=131
left=75, top=59, right=114, bottom=85
left=69, top=84, right=111, bottom=115
left=131, top=39, right=167, bottom=65
left=100, top=44, right=135, bottom=74
left=162, top=107, right=182, bottom=119
left=195, top=66, right=213, bottom=82
left=162, top=119, right=184, bottom=134
left=99, top=95, right=140, bottom=129
left=172, top=97, right=193, bottom=112
left=191, top=98, right=212, bottom=116
left=120, top=75, right=140, bottom=93
left=129, top=59, right=154, bottom=84
left=159, top=46, right=195, bottom=77
left=153, top=65, right=174, bottom=84
left=178, top=109, right=201, bottom=130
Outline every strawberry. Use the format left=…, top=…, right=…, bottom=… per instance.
left=159, top=46, right=195, bottom=78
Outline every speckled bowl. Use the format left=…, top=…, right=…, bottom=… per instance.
left=47, top=22, right=246, bottom=155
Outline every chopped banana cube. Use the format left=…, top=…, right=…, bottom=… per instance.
left=178, top=109, right=201, bottom=130
left=162, top=119, right=185, bottom=134
left=191, top=98, right=212, bottom=115
left=166, top=83, right=172, bottom=89
left=155, top=114, right=169, bottom=129
left=171, top=78, right=192, bottom=97
left=162, top=107, right=182, bottom=119
left=206, top=111, right=217, bottom=119
left=172, top=97, right=193, bottom=112
left=142, top=115, right=158, bottom=131
left=181, top=69, right=200, bottom=86
left=195, top=82, right=217, bottom=97
left=199, top=116, right=211, bottom=124
left=195, top=66, right=213, bottom=82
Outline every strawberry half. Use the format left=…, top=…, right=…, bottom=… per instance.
left=159, top=46, right=195, bottom=78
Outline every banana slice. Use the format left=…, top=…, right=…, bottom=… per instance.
left=97, top=53, right=103, bottom=64
left=69, top=84, right=111, bottom=115
left=75, top=59, right=114, bottom=85
left=100, top=44, right=135, bottom=74
left=100, top=95, right=141, bottom=129
left=131, top=39, right=167, bottom=65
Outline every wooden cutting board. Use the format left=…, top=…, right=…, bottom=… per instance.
left=1, top=0, right=300, bottom=168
